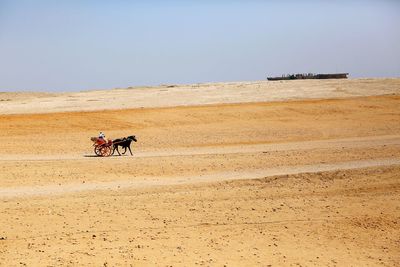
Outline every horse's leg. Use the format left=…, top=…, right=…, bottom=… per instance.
left=114, top=145, right=121, bottom=156
left=122, top=146, right=127, bottom=155
left=128, top=145, right=133, bottom=156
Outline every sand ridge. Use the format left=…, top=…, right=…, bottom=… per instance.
left=1, top=78, right=399, bottom=114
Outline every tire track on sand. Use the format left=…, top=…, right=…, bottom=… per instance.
left=0, top=158, right=399, bottom=199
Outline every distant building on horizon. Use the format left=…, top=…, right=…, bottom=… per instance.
left=267, top=73, right=349, bottom=81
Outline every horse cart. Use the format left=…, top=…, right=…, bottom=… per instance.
left=91, top=137, right=114, bottom=157
left=91, top=135, right=137, bottom=157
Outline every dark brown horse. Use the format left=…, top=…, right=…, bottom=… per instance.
left=112, top=135, right=137, bottom=156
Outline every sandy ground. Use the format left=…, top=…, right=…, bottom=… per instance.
left=0, top=79, right=400, bottom=266
left=1, top=78, right=399, bottom=114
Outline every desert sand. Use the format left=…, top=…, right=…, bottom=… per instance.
left=0, top=78, right=399, bottom=266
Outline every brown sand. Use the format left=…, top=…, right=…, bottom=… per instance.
left=0, top=79, right=399, bottom=266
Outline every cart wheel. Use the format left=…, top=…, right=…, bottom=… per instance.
left=94, top=145, right=102, bottom=156
left=100, top=146, right=112, bottom=157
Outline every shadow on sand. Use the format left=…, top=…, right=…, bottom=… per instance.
left=83, top=154, right=128, bottom=158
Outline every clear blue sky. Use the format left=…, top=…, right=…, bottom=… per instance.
left=0, top=0, right=399, bottom=92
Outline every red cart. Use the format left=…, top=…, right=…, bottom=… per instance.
left=91, top=137, right=113, bottom=157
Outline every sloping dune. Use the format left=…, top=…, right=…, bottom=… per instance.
left=1, top=78, right=399, bottom=114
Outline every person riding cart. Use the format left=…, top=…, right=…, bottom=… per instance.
left=97, top=132, right=107, bottom=145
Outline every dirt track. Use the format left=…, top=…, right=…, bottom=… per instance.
left=0, top=79, right=400, bottom=266
left=1, top=158, right=399, bottom=199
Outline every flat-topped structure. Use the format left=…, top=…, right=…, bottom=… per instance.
left=268, top=73, right=349, bottom=81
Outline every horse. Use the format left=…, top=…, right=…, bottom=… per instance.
left=112, top=135, right=137, bottom=156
